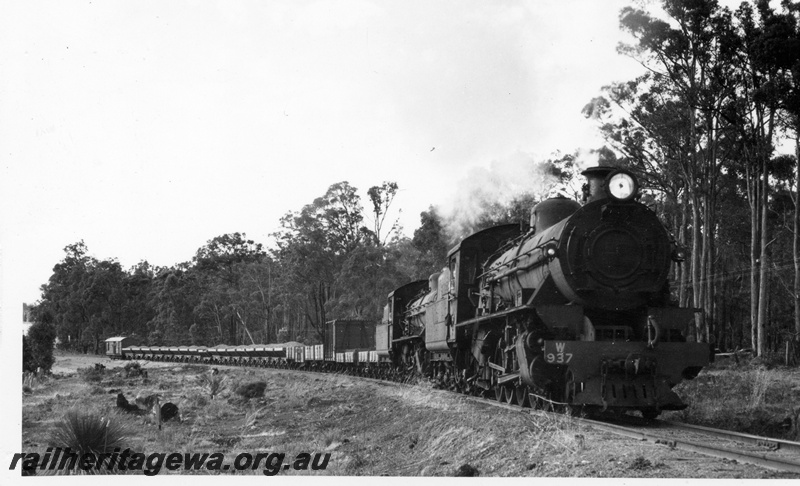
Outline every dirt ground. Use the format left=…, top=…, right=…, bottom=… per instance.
left=19, top=352, right=800, bottom=478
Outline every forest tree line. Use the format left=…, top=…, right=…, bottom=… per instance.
left=583, top=0, right=800, bottom=357
left=26, top=0, right=800, bottom=365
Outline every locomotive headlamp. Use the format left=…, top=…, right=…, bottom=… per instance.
left=605, top=170, right=638, bottom=202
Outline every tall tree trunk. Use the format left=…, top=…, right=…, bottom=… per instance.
left=691, top=192, right=703, bottom=342
left=757, top=156, right=769, bottom=357
left=749, top=160, right=760, bottom=352
left=679, top=195, right=689, bottom=307
left=703, top=191, right=716, bottom=343
left=703, top=116, right=718, bottom=345
left=794, top=137, right=800, bottom=340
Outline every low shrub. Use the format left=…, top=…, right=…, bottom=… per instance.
left=184, top=391, right=209, bottom=409
left=77, top=366, right=105, bottom=383
left=22, top=372, right=38, bottom=390
left=123, top=361, right=147, bottom=378
left=235, top=381, right=267, bottom=400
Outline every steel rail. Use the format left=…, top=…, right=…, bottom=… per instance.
left=580, top=417, right=800, bottom=474
left=658, top=420, right=800, bottom=454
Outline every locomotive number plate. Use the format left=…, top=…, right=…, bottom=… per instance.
left=545, top=342, right=573, bottom=364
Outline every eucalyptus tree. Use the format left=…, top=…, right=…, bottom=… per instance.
left=189, top=233, right=267, bottom=345
left=590, top=0, right=741, bottom=342
left=368, top=181, right=401, bottom=246
left=272, top=182, right=377, bottom=340
left=36, top=241, right=95, bottom=349
left=147, top=265, right=200, bottom=345
left=773, top=0, right=800, bottom=343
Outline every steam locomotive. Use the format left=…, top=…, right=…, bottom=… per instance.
left=111, top=167, right=708, bottom=419
left=377, top=166, right=708, bottom=418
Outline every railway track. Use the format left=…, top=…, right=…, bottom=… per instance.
left=139, top=358, right=800, bottom=475
left=579, top=417, right=800, bottom=474
left=457, top=391, right=800, bottom=474
left=658, top=419, right=800, bottom=454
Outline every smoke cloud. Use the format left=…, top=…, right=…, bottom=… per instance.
left=436, top=149, right=600, bottom=242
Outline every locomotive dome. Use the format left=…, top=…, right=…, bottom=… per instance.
left=530, top=197, right=581, bottom=234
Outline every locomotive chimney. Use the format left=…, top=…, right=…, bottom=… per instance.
left=581, top=166, right=616, bottom=203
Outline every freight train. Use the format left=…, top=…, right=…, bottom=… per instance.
left=109, top=166, right=709, bottom=419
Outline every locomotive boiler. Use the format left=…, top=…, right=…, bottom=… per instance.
left=383, top=166, right=709, bottom=418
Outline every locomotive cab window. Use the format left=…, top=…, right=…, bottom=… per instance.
left=449, top=257, right=457, bottom=294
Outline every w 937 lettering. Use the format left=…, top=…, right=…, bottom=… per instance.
left=545, top=342, right=573, bottom=364
left=110, top=167, right=710, bottom=421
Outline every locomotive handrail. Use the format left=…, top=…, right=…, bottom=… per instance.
left=482, top=246, right=527, bottom=273
left=479, top=240, right=555, bottom=278
left=646, top=316, right=661, bottom=348
left=485, top=244, right=556, bottom=283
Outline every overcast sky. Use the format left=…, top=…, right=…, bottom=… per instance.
left=1, top=0, right=644, bottom=314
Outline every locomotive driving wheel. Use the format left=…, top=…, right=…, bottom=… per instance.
left=491, top=341, right=506, bottom=402
left=457, top=367, right=476, bottom=396
left=514, top=385, right=529, bottom=407
left=504, top=385, right=517, bottom=405
left=495, top=383, right=505, bottom=402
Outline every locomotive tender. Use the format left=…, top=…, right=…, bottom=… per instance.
left=112, top=166, right=708, bottom=418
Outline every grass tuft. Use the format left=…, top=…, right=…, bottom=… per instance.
left=196, top=373, right=226, bottom=399
left=628, top=455, right=652, bottom=470
left=748, top=368, right=776, bottom=410
left=48, top=410, right=128, bottom=474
